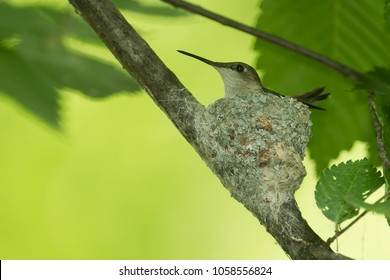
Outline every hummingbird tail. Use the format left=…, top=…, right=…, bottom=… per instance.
left=293, top=87, right=330, bottom=110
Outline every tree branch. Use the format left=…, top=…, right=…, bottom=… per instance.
left=162, top=0, right=362, bottom=82
left=68, top=0, right=350, bottom=259
left=70, top=0, right=204, bottom=146
left=368, top=92, right=390, bottom=171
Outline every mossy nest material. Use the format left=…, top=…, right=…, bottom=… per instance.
left=195, top=92, right=312, bottom=212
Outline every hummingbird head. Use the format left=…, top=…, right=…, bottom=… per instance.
left=178, top=50, right=264, bottom=98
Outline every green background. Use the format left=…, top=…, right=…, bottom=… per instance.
left=0, top=0, right=389, bottom=259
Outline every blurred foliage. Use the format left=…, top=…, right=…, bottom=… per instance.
left=315, top=159, right=384, bottom=225
left=385, top=0, right=390, bottom=31
left=0, top=1, right=139, bottom=127
left=255, top=0, right=390, bottom=173
left=358, top=68, right=390, bottom=96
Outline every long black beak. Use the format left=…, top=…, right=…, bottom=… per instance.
left=177, top=50, right=223, bottom=67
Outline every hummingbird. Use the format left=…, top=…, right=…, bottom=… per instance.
left=178, top=50, right=329, bottom=110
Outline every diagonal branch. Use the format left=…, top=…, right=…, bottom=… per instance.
left=69, top=0, right=204, bottom=146
left=162, top=0, right=362, bottom=82
left=68, top=0, right=350, bottom=260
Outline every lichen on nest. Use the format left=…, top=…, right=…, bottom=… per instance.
left=195, top=91, right=312, bottom=213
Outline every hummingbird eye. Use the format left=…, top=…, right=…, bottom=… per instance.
left=234, top=64, right=245, bottom=72
left=237, top=64, right=245, bottom=72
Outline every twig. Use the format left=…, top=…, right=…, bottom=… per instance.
left=326, top=210, right=368, bottom=246
left=162, top=0, right=362, bottom=81
left=368, top=91, right=390, bottom=170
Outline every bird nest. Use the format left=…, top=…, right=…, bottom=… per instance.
left=194, top=92, right=312, bottom=217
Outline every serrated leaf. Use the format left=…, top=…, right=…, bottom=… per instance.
left=315, top=159, right=384, bottom=225
left=0, top=2, right=139, bottom=127
left=255, top=0, right=390, bottom=173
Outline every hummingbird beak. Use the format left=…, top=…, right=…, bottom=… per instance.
left=177, top=50, right=224, bottom=68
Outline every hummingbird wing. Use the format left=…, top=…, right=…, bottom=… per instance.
left=265, top=86, right=329, bottom=110
left=292, top=87, right=330, bottom=110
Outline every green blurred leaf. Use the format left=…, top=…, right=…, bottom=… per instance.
left=315, top=159, right=384, bottom=225
left=0, top=46, right=60, bottom=127
left=255, top=0, right=390, bottom=172
left=0, top=2, right=139, bottom=127
left=357, top=67, right=390, bottom=96
left=385, top=0, right=390, bottom=31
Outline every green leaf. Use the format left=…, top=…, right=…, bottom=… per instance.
left=357, top=67, right=390, bottom=96
left=0, top=46, right=60, bottom=127
left=385, top=0, right=390, bottom=31
left=0, top=2, right=139, bottom=127
left=348, top=199, right=390, bottom=216
left=255, top=0, right=390, bottom=173
left=315, top=159, right=384, bottom=225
